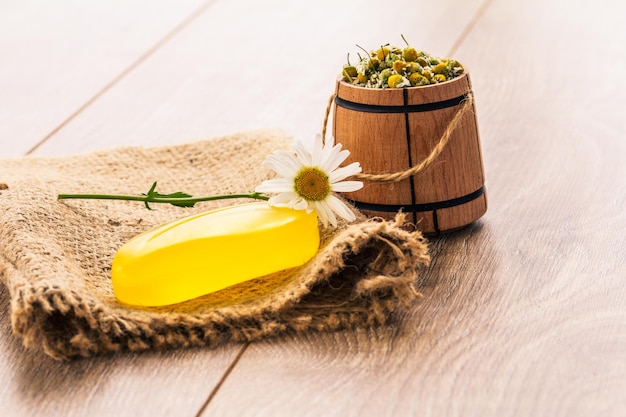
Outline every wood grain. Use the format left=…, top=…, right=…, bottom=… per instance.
left=0, top=1, right=487, bottom=416
left=334, top=73, right=486, bottom=233
left=25, top=0, right=485, bottom=156
left=1, top=0, right=624, bottom=416
left=0, top=0, right=206, bottom=157
left=0, top=283, right=247, bottom=417
left=201, top=0, right=626, bottom=415
left=0, top=1, right=246, bottom=416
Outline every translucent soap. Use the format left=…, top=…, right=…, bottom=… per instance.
left=111, top=203, right=320, bottom=306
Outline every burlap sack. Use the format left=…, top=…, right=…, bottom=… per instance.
left=0, top=130, right=429, bottom=360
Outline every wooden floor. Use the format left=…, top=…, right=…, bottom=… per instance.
left=1, top=0, right=625, bottom=415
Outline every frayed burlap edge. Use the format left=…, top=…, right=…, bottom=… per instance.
left=3, top=214, right=429, bottom=360
left=0, top=130, right=430, bottom=360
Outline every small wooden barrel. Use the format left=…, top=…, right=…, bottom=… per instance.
left=333, top=73, right=487, bottom=235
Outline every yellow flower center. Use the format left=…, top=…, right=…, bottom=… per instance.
left=293, top=167, right=331, bottom=201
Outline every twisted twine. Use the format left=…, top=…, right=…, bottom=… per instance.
left=322, top=91, right=474, bottom=183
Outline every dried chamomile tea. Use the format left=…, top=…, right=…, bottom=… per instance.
left=341, top=35, right=464, bottom=89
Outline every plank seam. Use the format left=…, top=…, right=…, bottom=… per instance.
left=447, top=0, right=495, bottom=57
left=194, top=343, right=249, bottom=417
left=24, top=0, right=219, bottom=156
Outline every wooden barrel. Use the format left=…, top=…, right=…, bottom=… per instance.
left=332, top=72, right=487, bottom=235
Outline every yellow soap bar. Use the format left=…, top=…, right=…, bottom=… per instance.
left=111, top=203, right=319, bottom=306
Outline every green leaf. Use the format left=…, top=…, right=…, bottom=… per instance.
left=142, top=181, right=196, bottom=208
left=155, top=191, right=196, bottom=208
left=58, top=180, right=269, bottom=210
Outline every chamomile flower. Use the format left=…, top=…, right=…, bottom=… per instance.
left=255, top=135, right=363, bottom=228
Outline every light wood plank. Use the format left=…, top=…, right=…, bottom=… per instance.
left=0, top=0, right=486, bottom=415
left=27, top=0, right=485, bottom=156
left=0, top=283, right=245, bottom=417
left=0, top=1, right=248, bottom=416
left=201, top=0, right=626, bottom=415
left=0, top=0, right=206, bottom=157
left=3, top=0, right=624, bottom=416
left=0, top=1, right=488, bottom=416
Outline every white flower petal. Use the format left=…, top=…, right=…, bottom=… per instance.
left=262, top=162, right=294, bottom=179
left=319, top=139, right=339, bottom=168
left=323, top=134, right=335, bottom=148
left=321, top=147, right=350, bottom=173
left=326, top=195, right=357, bottom=223
left=314, top=201, right=337, bottom=228
left=313, top=204, right=327, bottom=227
left=287, top=197, right=308, bottom=211
left=311, top=134, right=324, bottom=166
left=331, top=180, right=364, bottom=192
left=258, top=134, right=362, bottom=228
left=268, top=192, right=298, bottom=205
left=264, top=151, right=301, bottom=177
left=329, top=162, right=362, bottom=183
left=292, top=140, right=312, bottom=166
left=255, top=178, right=294, bottom=193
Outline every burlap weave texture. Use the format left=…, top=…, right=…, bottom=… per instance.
left=0, top=130, right=429, bottom=360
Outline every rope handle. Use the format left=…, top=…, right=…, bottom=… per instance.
left=321, top=91, right=474, bottom=183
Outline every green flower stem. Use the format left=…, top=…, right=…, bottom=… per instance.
left=58, top=181, right=269, bottom=210
left=57, top=192, right=269, bottom=205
